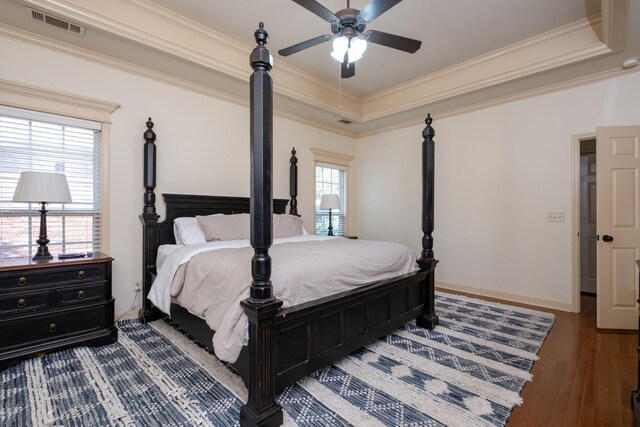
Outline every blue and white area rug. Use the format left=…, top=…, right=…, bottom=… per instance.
left=0, top=292, right=554, bottom=426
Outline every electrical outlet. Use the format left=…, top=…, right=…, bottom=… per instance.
left=131, top=281, right=142, bottom=310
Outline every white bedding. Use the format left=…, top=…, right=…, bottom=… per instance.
left=148, top=235, right=418, bottom=363
left=149, top=235, right=337, bottom=315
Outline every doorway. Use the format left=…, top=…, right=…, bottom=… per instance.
left=572, top=134, right=596, bottom=313
left=579, top=139, right=597, bottom=296
left=573, top=126, right=640, bottom=327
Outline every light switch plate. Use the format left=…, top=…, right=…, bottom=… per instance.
left=547, top=212, right=565, bottom=222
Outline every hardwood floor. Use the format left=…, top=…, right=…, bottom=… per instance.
left=492, top=294, right=636, bottom=426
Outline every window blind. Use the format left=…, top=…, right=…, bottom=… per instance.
left=315, top=162, right=346, bottom=236
left=0, top=107, right=101, bottom=259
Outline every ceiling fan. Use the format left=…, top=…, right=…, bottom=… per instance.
left=278, top=0, right=422, bottom=78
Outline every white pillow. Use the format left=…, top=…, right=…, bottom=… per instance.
left=197, top=213, right=250, bottom=241
left=174, top=213, right=308, bottom=244
left=173, top=216, right=214, bottom=245
left=273, top=214, right=304, bottom=238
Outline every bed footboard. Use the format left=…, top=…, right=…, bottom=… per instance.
left=234, top=270, right=429, bottom=391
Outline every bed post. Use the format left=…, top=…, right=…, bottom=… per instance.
left=239, top=23, right=284, bottom=427
left=416, top=114, right=439, bottom=330
left=139, top=118, right=163, bottom=323
left=289, top=147, right=298, bottom=215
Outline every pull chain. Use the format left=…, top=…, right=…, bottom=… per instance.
left=338, top=62, right=342, bottom=110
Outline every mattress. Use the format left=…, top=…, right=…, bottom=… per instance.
left=149, top=235, right=418, bottom=363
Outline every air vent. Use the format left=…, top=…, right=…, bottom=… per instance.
left=338, top=119, right=352, bottom=125
left=27, top=7, right=85, bottom=36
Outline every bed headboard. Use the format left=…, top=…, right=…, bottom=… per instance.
left=157, top=194, right=289, bottom=246
left=139, top=118, right=298, bottom=321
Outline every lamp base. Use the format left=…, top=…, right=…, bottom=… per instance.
left=33, top=202, right=52, bottom=261
left=327, top=208, right=334, bottom=236
left=32, top=252, right=53, bottom=261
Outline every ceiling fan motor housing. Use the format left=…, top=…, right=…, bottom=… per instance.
left=331, top=8, right=366, bottom=36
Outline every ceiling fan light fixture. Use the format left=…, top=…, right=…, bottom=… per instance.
left=347, top=36, right=367, bottom=63
left=331, top=34, right=367, bottom=63
left=331, top=35, right=349, bottom=62
left=280, top=0, right=421, bottom=78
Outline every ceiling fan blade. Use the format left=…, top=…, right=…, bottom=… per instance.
left=291, top=0, right=339, bottom=24
left=278, top=34, right=333, bottom=56
left=341, top=56, right=355, bottom=78
left=364, top=29, right=421, bottom=53
left=358, top=0, right=403, bottom=22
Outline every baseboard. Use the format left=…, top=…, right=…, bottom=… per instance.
left=436, top=281, right=573, bottom=312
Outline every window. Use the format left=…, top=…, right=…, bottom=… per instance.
left=315, top=162, right=346, bottom=236
left=0, top=107, right=102, bottom=259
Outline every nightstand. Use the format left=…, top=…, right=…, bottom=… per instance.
left=0, top=252, right=117, bottom=370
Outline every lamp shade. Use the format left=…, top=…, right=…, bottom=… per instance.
left=348, top=36, right=367, bottom=63
left=320, top=194, right=340, bottom=210
left=331, top=36, right=349, bottom=62
left=12, top=171, right=72, bottom=203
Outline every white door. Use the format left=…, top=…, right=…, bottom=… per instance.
left=580, top=153, right=597, bottom=294
left=596, top=125, right=640, bottom=329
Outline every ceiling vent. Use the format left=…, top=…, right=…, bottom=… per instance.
left=27, top=7, right=85, bottom=37
left=338, top=119, right=352, bottom=125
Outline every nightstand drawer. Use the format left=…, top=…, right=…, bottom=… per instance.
left=0, top=253, right=115, bottom=370
left=0, top=264, right=106, bottom=291
left=0, top=291, right=50, bottom=316
left=57, top=283, right=106, bottom=306
left=0, top=304, right=108, bottom=350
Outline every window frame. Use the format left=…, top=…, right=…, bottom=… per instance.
left=0, top=79, right=118, bottom=256
left=315, top=162, right=347, bottom=236
left=0, top=107, right=103, bottom=258
left=310, top=148, right=353, bottom=236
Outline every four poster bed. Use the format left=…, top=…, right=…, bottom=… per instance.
left=138, top=24, right=439, bottom=427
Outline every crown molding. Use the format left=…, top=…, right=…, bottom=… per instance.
left=0, top=23, right=360, bottom=139
left=9, top=0, right=630, bottom=131
left=0, top=77, right=119, bottom=122
left=357, top=66, right=640, bottom=139
left=22, top=0, right=362, bottom=119
left=361, top=15, right=613, bottom=121
left=0, top=23, right=251, bottom=107
left=25, top=0, right=250, bottom=78
left=310, top=148, right=354, bottom=167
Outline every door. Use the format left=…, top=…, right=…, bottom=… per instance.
left=580, top=153, right=597, bottom=294
left=596, top=125, right=640, bottom=329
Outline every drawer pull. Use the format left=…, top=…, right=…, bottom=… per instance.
left=18, top=276, right=27, bottom=286
left=17, top=298, right=26, bottom=308
left=49, top=323, right=57, bottom=333
left=77, top=290, right=86, bottom=299
left=77, top=271, right=86, bottom=280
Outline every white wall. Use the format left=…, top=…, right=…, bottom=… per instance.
left=4, top=33, right=640, bottom=314
left=0, top=36, right=356, bottom=317
left=355, top=71, right=640, bottom=309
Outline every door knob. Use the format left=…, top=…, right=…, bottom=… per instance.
left=602, top=235, right=614, bottom=242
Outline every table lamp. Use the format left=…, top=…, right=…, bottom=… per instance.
left=13, top=171, right=72, bottom=260
left=320, top=194, right=340, bottom=236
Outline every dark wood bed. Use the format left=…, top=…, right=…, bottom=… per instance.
left=139, top=23, right=439, bottom=427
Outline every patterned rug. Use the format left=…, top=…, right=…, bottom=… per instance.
left=0, top=292, right=554, bottom=426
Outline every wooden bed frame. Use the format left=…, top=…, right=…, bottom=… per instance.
left=139, top=23, right=439, bottom=427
